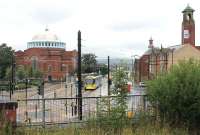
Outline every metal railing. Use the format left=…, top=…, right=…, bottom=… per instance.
left=16, top=95, right=152, bottom=127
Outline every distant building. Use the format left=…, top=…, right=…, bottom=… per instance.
left=134, top=5, right=200, bottom=83
left=15, top=28, right=77, bottom=81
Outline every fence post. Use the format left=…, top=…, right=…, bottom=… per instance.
left=65, top=84, right=67, bottom=97
left=35, top=104, right=37, bottom=121
left=42, top=98, right=45, bottom=128
left=65, top=100, right=68, bottom=116
left=143, top=95, right=146, bottom=112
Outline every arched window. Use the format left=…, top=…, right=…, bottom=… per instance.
left=31, top=56, right=38, bottom=70
left=48, top=65, right=52, bottom=72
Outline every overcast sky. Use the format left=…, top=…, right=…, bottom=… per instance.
left=0, top=0, right=199, bottom=58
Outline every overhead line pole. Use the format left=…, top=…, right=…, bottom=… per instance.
left=107, top=56, right=110, bottom=96
left=78, top=30, right=82, bottom=120
left=107, top=56, right=111, bottom=114
left=10, top=54, right=15, bottom=100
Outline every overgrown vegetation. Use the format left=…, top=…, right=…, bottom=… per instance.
left=13, top=123, right=189, bottom=135
left=0, top=110, right=14, bottom=135
left=85, top=68, right=130, bottom=135
left=147, top=59, right=200, bottom=133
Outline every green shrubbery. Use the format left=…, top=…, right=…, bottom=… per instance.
left=15, top=83, right=31, bottom=90
left=87, top=68, right=130, bottom=135
left=147, top=59, right=200, bottom=132
left=13, top=124, right=189, bottom=135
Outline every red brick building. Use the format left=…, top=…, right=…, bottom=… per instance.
left=134, top=5, right=198, bottom=83
left=15, top=28, right=77, bottom=81
left=182, top=4, right=195, bottom=46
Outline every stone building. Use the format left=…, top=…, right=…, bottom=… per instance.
left=15, top=28, right=77, bottom=81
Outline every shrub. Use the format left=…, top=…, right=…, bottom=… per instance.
left=91, top=68, right=130, bottom=135
left=15, top=83, right=31, bottom=90
left=147, top=59, right=200, bottom=130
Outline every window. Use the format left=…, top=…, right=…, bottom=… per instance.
left=48, top=65, right=52, bottom=72
left=31, top=56, right=38, bottom=70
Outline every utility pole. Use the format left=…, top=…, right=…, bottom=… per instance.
left=11, top=54, right=15, bottom=95
left=107, top=56, right=111, bottom=114
left=139, top=59, right=141, bottom=82
left=78, top=30, right=82, bottom=120
left=10, top=54, right=15, bottom=100
left=107, top=56, right=110, bottom=96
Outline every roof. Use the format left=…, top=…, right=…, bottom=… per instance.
left=31, top=28, right=60, bottom=42
left=143, top=47, right=160, bottom=55
left=142, top=45, right=182, bottom=58
left=167, top=44, right=182, bottom=51
left=182, top=4, right=195, bottom=13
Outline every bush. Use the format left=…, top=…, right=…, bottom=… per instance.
left=147, top=59, right=200, bottom=130
left=29, top=80, right=41, bottom=86
left=89, top=68, right=131, bottom=135
left=15, top=83, right=31, bottom=90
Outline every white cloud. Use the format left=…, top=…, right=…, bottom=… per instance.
left=0, top=0, right=199, bottom=58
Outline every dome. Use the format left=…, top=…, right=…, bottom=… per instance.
left=32, top=28, right=60, bottom=41
left=182, top=4, right=195, bottom=13
left=27, top=28, right=66, bottom=49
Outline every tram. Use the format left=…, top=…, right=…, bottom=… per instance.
left=84, top=75, right=102, bottom=90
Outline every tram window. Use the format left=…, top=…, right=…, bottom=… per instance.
left=85, top=79, right=93, bottom=84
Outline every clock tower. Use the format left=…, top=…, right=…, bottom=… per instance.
left=182, top=4, right=195, bottom=46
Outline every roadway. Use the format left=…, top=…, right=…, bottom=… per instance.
left=16, top=79, right=147, bottom=124
left=17, top=78, right=109, bottom=124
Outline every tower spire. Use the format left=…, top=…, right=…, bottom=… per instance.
left=148, top=37, right=154, bottom=48
left=182, top=4, right=195, bottom=46
left=45, top=25, right=49, bottom=31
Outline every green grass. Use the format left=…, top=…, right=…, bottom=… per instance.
left=13, top=123, right=188, bottom=135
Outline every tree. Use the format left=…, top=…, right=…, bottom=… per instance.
left=16, top=66, right=27, bottom=80
left=147, top=59, right=200, bottom=131
left=82, top=53, right=97, bottom=73
left=5, top=67, right=12, bottom=80
left=0, top=44, right=14, bottom=79
left=33, top=70, right=43, bottom=78
left=98, top=64, right=108, bottom=76
left=26, top=67, right=33, bottom=78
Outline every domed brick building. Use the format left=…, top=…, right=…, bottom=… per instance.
left=15, top=28, right=77, bottom=81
